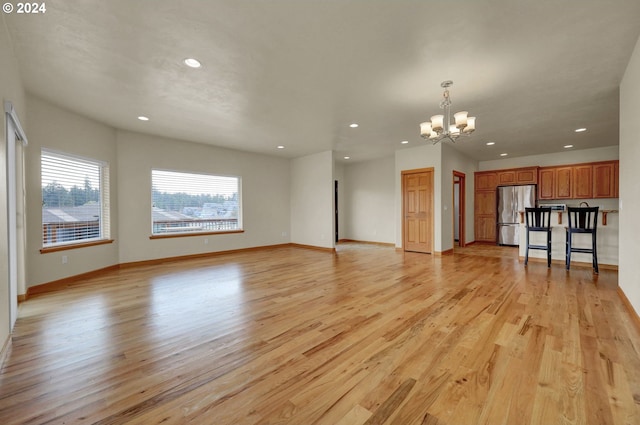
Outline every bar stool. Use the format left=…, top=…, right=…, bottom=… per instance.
left=524, top=207, right=552, bottom=267
left=566, top=206, right=599, bottom=273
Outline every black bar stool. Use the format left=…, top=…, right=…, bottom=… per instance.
left=566, top=206, right=599, bottom=273
left=524, top=207, right=552, bottom=267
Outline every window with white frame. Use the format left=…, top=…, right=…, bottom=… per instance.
left=151, top=169, right=242, bottom=236
left=41, top=149, right=110, bottom=247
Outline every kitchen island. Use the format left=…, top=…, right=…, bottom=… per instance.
left=518, top=202, right=619, bottom=268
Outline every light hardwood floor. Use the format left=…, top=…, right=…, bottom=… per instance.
left=1, top=243, right=639, bottom=424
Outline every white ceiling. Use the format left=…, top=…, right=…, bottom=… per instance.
left=5, top=0, right=640, bottom=163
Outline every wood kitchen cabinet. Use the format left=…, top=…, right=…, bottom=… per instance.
left=476, top=172, right=498, bottom=190
left=538, top=168, right=556, bottom=199
left=593, top=161, right=616, bottom=198
left=497, top=167, right=538, bottom=185
left=474, top=171, right=498, bottom=243
left=475, top=190, right=496, bottom=216
left=538, top=166, right=572, bottom=199
left=475, top=216, right=496, bottom=242
left=573, top=165, right=593, bottom=198
left=556, top=167, right=572, bottom=198
left=537, top=161, right=618, bottom=200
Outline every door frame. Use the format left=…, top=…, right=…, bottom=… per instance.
left=401, top=167, right=434, bottom=253
left=453, top=170, right=466, bottom=248
left=334, top=180, right=339, bottom=243
left=5, top=101, right=28, bottom=330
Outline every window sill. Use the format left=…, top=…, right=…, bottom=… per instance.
left=149, top=230, right=244, bottom=239
left=40, top=239, right=115, bottom=254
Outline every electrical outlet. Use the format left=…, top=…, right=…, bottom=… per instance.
left=204, top=238, right=209, bottom=245
left=62, top=255, right=68, bottom=264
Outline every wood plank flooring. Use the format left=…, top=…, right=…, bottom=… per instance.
left=1, top=243, right=639, bottom=424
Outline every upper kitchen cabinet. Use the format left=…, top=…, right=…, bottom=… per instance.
left=496, top=167, right=538, bottom=186
left=573, top=164, right=593, bottom=199
left=537, top=160, right=618, bottom=200
left=593, top=161, right=617, bottom=198
left=476, top=172, right=498, bottom=190
left=538, top=166, right=573, bottom=200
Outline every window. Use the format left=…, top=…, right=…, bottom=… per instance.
left=41, top=149, right=110, bottom=248
left=151, top=169, right=242, bottom=236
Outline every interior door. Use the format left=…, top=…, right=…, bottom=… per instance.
left=402, top=168, right=434, bottom=253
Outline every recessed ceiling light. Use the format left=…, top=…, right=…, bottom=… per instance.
left=401, top=140, right=409, bottom=144
left=349, top=123, right=358, bottom=128
left=486, top=142, right=495, bottom=146
left=184, top=58, right=202, bottom=68
left=137, top=116, right=149, bottom=121
left=575, top=128, right=587, bottom=133
left=276, top=145, right=285, bottom=149
left=500, top=153, right=508, bottom=157
left=564, top=144, right=574, bottom=148
left=344, top=156, right=350, bottom=160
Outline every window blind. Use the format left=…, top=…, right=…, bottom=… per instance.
left=41, top=149, right=109, bottom=246
left=151, top=169, right=241, bottom=235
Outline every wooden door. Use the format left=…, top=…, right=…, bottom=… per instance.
left=402, top=169, right=434, bottom=253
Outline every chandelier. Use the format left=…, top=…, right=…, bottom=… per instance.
left=420, top=80, right=476, bottom=144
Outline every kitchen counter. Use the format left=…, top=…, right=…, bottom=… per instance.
left=519, top=209, right=618, bottom=225
left=518, top=208, right=619, bottom=267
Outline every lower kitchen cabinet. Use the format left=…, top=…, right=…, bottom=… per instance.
left=475, top=216, right=496, bottom=242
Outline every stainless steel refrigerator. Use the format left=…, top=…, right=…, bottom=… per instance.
left=497, top=185, right=536, bottom=246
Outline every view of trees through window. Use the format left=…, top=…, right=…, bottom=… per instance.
left=42, top=177, right=100, bottom=208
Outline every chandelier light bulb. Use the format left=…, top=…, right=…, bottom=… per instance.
left=430, top=115, right=444, bottom=131
left=420, top=122, right=432, bottom=136
left=463, top=116, right=476, bottom=133
left=454, top=111, right=468, bottom=129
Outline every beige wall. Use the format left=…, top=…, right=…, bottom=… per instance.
left=24, top=96, right=119, bottom=287
left=343, top=155, right=395, bottom=244
left=619, top=34, right=640, bottom=315
left=21, top=97, right=292, bottom=283
left=479, top=145, right=618, bottom=170
left=116, top=130, right=291, bottom=263
left=290, top=151, right=334, bottom=249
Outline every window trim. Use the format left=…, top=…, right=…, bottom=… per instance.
left=40, top=239, right=114, bottom=254
left=150, top=168, right=243, bottom=238
left=149, top=230, right=244, bottom=240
